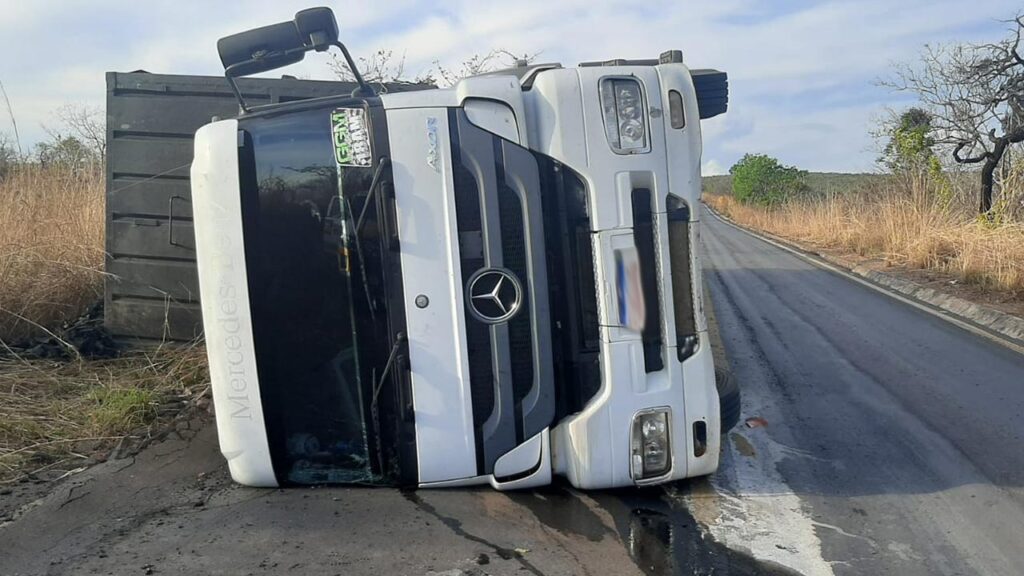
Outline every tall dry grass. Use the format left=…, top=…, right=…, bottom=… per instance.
left=0, top=164, right=105, bottom=343
left=0, top=162, right=214, bottom=482
left=705, top=178, right=1024, bottom=298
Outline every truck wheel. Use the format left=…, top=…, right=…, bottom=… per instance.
left=716, top=367, right=741, bottom=433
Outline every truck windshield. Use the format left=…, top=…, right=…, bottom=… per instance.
left=238, top=105, right=387, bottom=485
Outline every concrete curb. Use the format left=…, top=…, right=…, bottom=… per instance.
left=704, top=204, right=1024, bottom=349
left=850, top=265, right=1024, bottom=342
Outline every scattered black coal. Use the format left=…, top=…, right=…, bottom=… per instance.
left=7, top=301, right=120, bottom=360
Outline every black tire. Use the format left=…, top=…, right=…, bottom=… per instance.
left=716, top=367, right=741, bottom=433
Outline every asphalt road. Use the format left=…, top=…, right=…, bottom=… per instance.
left=699, top=206, right=1024, bottom=575
left=0, top=410, right=790, bottom=576
left=2, top=206, right=1022, bottom=576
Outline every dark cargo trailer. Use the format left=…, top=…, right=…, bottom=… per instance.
left=104, top=71, right=428, bottom=341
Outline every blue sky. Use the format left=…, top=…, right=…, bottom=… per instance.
left=0, top=0, right=1021, bottom=173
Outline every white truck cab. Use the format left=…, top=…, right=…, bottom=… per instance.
left=191, top=7, right=732, bottom=490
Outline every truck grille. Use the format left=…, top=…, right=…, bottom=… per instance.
left=534, top=156, right=601, bottom=420
left=498, top=182, right=534, bottom=431
left=448, top=109, right=554, bottom=475
left=451, top=160, right=495, bottom=459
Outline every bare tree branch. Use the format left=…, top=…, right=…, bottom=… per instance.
left=56, top=104, right=105, bottom=160
left=881, top=13, right=1024, bottom=213
left=953, top=141, right=988, bottom=164
left=327, top=49, right=434, bottom=92
left=427, top=49, right=540, bottom=87
left=41, top=104, right=105, bottom=163
left=328, top=48, right=540, bottom=89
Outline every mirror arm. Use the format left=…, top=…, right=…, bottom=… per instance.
left=223, top=41, right=376, bottom=114
left=225, top=64, right=250, bottom=112
left=224, top=45, right=312, bottom=113
left=332, top=41, right=376, bottom=97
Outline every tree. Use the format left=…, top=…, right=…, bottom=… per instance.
left=56, top=104, right=105, bottom=161
left=36, top=135, right=97, bottom=171
left=878, top=108, right=951, bottom=202
left=884, top=15, right=1024, bottom=214
left=327, top=49, right=433, bottom=92
left=879, top=108, right=938, bottom=172
left=729, top=154, right=808, bottom=206
left=0, top=132, right=15, bottom=178
left=328, top=48, right=537, bottom=89
left=43, top=104, right=105, bottom=162
left=427, top=49, right=538, bottom=87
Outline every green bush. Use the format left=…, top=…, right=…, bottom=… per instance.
left=880, top=108, right=936, bottom=173
left=729, top=153, right=808, bottom=206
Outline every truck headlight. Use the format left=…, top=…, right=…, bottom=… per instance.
left=631, top=408, right=671, bottom=480
left=600, top=78, right=649, bottom=154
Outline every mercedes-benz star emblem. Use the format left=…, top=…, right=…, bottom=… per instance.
left=467, top=268, right=523, bottom=324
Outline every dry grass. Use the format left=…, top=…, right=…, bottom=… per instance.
left=0, top=164, right=105, bottom=343
left=0, top=162, right=210, bottom=484
left=705, top=182, right=1024, bottom=297
left=0, top=344, right=209, bottom=483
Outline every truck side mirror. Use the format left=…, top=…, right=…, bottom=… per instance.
left=294, top=7, right=339, bottom=52
left=216, top=6, right=373, bottom=112
left=217, top=21, right=307, bottom=77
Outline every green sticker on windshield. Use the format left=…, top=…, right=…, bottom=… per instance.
left=331, top=108, right=372, bottom=167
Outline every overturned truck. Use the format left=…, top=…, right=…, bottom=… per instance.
left=192, top=7, right=734, bottom=490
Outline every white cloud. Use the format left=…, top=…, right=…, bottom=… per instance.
left=1, top=0, right=1021, bottom=171
left=702, top=159, right=727, bottom=176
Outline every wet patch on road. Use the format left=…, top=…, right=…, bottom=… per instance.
left=589, top=486, right=803, bottom=576
left=733, top=433, right=757, bottom=457
left=506, top=484, right=615, bottom=543
left=499, top=480, right=803, bottom=575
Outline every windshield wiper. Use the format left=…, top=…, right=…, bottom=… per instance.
left=372, top=331, right=406, bottom=406
left=369, top=331, right=407, bottom=474
left=356, top=157, right=390, bottom=236
left=346, top=156, right=391, bottom=323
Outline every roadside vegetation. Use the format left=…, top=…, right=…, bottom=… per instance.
left=0, top=346, right=208, bottom=483
left=0, top=107, right=209, bottom=484
left=705, top=15, right=1024, bottom=301
left=0, top=162, right=104, bottom=343
left=704, top=174, right=1024, bottom=297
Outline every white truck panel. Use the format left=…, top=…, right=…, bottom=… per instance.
left=192, top=119, right=277, bottom=488
left=385, top=107, right=479, bottom=483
